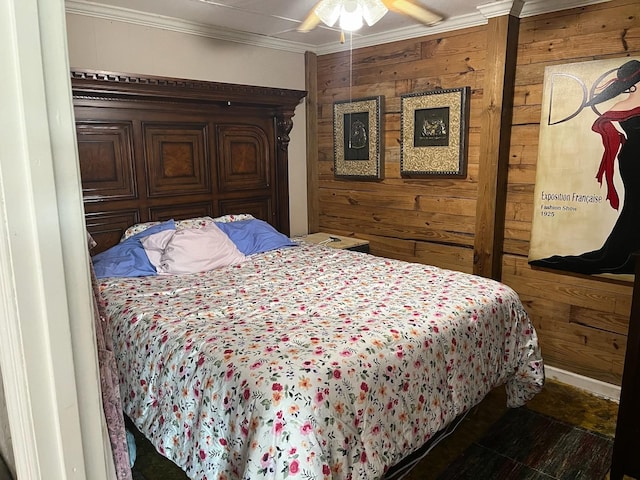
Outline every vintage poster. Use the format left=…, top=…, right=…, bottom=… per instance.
left=529, top=57, right=640, bottom=280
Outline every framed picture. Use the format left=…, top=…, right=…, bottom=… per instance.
left=528, top=57, right=640, bottom=280
left=400, top=87, right=470, bottom=177
left=333, top=96, right=384, bottom=180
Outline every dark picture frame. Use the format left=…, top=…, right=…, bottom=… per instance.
left=333, top=96, right=384, bottom=180
left=400, top=87, right=470, bottom=177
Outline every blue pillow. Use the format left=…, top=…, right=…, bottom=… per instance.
left=92, top=220, right=175, bottom=278
left=215, top=219, right=297, bottom=255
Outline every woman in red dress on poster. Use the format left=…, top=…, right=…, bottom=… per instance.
left=531, top=59, right=640, bottom=274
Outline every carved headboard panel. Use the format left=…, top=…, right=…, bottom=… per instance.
left=72, top=69, right=306, bottom=253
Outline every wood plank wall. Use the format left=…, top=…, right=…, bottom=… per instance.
left=313, top=0, right=640, bottom=386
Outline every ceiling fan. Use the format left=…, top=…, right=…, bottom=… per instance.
left=297, top=0, right=443, bottom=33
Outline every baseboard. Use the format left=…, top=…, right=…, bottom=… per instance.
left=545, top=365, right=621, bottom=402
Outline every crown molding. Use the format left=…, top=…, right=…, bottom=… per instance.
left=315, top=11, right=487, bottom=55
left=477, top=0, right=524, bottom=19
left=66, top=0, right=613, bottom=56
left=65, top=0, right=315, bottom=54
left=520, top=0, right=610, bottom=17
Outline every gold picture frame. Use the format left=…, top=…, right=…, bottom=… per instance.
left=400, top=87, right=470, bottom=177
left=333, top=96, right=384, bottom=180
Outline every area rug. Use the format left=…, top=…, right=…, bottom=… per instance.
left=436, top=407, right=613, bottom=479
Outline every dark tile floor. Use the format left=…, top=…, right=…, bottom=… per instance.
left=398, top=379, right=621, bottom=479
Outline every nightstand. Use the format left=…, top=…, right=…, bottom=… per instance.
left=300, top=232, right=370, bottom=253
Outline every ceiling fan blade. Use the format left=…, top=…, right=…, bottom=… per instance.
left=297, top=1, right=324, bottom=32
left=382, top=0, right=443, bottom=25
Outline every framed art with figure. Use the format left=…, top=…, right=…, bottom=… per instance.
left=333, top=96, right=383, bottom=180
left=529, top=57, right=640, bottom=281
left=400, top=87, right=470, bottom=177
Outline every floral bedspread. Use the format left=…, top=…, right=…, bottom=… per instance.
left=100, top=243, right=544, bottom=480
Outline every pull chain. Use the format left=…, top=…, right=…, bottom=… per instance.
left=349, top=30, right=353, bottom=105
left=348, top=31, right=353, bottom=148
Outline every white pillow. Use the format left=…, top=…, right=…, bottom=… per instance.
left=156, top=223, right=246, bottom=275
left=140, top=229, right=176, bottom=269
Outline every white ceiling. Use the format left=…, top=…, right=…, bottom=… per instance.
left=65, top=0, right=610, bottom=54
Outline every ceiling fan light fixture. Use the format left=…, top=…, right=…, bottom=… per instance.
left=339, top=1, right=364, bottom=31
left=315, top=0, right=342, bottom=27
left=299, top=0, right=442, bottom=34
left=315, top=0, right=389, bottom=32
left=361, top=0, right=388, bottom=26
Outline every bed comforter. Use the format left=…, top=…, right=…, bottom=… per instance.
left=100, top=243, right=544, bottom=479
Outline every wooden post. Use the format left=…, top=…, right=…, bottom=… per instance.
left=305, top=51, right=320, bottom=234
left=473, top=13, right=520, bottom=280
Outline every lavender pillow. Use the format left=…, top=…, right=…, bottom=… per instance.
left=156, top=223, right=246, bottom=275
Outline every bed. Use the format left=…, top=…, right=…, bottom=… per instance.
left=74, top=70, right=544, bottom=479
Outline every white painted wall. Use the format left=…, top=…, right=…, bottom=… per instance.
left=65, top=13, right=309, bottom=235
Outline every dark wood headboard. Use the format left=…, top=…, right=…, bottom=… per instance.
left=72, top=69, right=306, bottom=253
